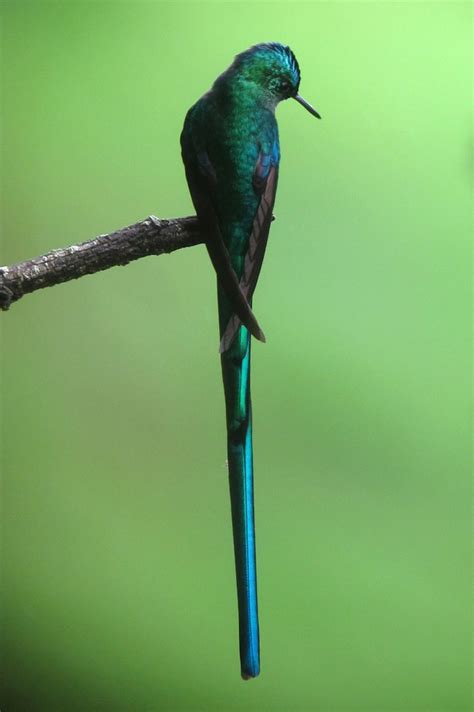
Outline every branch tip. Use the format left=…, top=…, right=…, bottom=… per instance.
left=0, top=214, right=204, bottom=311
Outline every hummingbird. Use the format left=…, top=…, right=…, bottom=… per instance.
left=180, top=42, right=320, bottom=680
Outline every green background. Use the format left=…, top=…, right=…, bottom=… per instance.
left=1, top=2, right=471, bottom=710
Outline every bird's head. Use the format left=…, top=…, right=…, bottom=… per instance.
left=223, top=43, right=320, bottom=118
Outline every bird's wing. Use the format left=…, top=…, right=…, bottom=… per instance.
left=219, top=154, right=279, bottom=353
left=182, top=143, right=266, bottom=345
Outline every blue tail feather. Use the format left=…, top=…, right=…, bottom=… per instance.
left=221, top=327, right=260, bottom=679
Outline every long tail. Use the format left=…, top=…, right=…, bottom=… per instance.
left=220, top=302, right=259, bottom=679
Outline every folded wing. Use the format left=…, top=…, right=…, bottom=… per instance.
left=182, top=142, right=266, bottom=346
left=219, top=158, right=278, bottom=353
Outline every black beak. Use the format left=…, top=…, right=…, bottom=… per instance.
left=294, top=94, right=321, bottom=119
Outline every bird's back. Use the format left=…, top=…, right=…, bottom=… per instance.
left=181, top=88, right=279, bottom=271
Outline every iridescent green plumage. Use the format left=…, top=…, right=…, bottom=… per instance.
left=181, top=42, right=319, bottom=679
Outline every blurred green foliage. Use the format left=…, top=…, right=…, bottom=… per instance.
left=1, top=2, right=471, bottom=710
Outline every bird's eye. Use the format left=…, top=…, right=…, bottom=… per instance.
left=281, top=81, right=290, bottom=91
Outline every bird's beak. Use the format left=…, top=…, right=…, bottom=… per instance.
left=294, top=94, right=321, bottom=119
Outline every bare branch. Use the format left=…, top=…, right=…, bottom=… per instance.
left=0, top=215, right=203, bottom=311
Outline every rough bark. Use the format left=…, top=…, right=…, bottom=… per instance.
left=0, top=215, right=203, bottom=311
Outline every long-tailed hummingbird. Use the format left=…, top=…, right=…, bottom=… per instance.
left=181, top=42, right=320, bottom=679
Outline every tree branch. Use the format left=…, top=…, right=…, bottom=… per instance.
left=0, top=215, right=203, bottom=311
